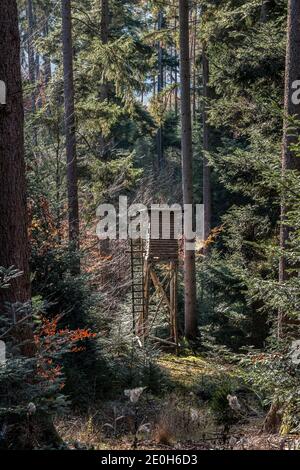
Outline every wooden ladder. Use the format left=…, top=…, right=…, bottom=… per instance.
left=130, top=238, right=144, bottom=333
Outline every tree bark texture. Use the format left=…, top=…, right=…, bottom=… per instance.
left=0, top=0, right=31, bottom=308
left=61, top=0, right=80, bottom=258
left=202, top=49, right=212, bottom=253
left=179, top=0, right=198, bottom=339
left=279, top=0, right=300, bottom=336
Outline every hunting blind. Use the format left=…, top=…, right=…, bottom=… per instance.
left=130, top=207, right=181, bottom=348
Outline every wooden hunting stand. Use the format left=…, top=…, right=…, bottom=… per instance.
left=130, top=208, right=181, bottom=347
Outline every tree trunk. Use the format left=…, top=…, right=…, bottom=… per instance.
left=27, top=0, right=36, bottom=113
left=61, top=0, right=80, bottom=269
left=101, top=0, right=109, bottom=44
left=202, top=49, right=212, bottom=254
left=0, top=1, right=61, bottom=449
left=99, top=0, right=111, bottom=257
left=99, top=0, right=110, bottom=161
left=0, top=0, right=31, bottom=307
left=157, top=10, right=164, bottom=170
left=260, top=0, right=274, bottom=22
left=279, top=0, right=300, bottom=337
left=174, top=16, right=178, bottom=118
left=43, top=22, right=52, bottom=84
left=191, top=7, right=198, bottom=122
left=179, top=0, right=198, bottom=339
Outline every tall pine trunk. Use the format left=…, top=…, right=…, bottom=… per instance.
left=0, top=0, right=31, bottom=307
left=174, top=16, right=178, bottom=118
left=156, top=10, right=164, bottom=170
left=27, top=0, right=36, bottom=113
left=61, top=0, right=80, bottom=269
left=99, top=0, right=111, bottom=257
left=191, top=7, right=198, bottom=121
left=99, top=0, right=110, bottom=161
left=43, top=22, right=52, bottom=84
left=279, top=0, right=300, bottom=336
left=179, top=0, right=197, bottom=339
left=0, top=1, right=61, bottom=448
left=101, top=0, right=109, bottom=43
left=202, top=48, right=212, bottom=253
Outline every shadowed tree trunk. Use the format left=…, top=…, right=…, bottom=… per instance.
left=179, top=0, right=197, bottom=339
left=174, top=15, right=178, bottom=118
left=279, top=0, right=300, bottom=337
left=99, top=0, right=111, bottom=258
left=27, top=0, right=36, bottom=113
left=202, top=48, right=212, bottom=255
left=191, top=6, right=198, bottom=121
left=101, top=0, right=109, bottom=43
left=0, top=0, right=60, bottom=449
left=61, top=0, right=80, bottom=272
left=173, top=0, right=178, bottom=119
left=43, top=21, right=52, bottom=84
left=99, top=0, right=110, bottom=161
left=156, top=10, right=164, bottom=170
left=260, top=0, right=275, bottom=22
left=0, top=1, right=30, bottom=307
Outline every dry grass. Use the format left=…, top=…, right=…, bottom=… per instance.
left=154, top=424, right=173, bottom=446
left=153, top=393, right=216, bottom=443
left=54, top=414, right=106, bottom=450
left=54, top=354, right=300, bottom=451
left=54, top=405, right=300, bottom=450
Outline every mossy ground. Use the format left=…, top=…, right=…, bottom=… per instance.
left=158, top=353, right=236, bottom=390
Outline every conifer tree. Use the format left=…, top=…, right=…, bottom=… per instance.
left=0, top=0, right=31, bottom=307
left=279, top=0, right=300, bottom=336
left=61, top=0, right=80, bottom=270
left=179, top=0, right=197, bottom=339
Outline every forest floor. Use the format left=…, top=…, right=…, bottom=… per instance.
left=56, top=354, right=300, bottom=451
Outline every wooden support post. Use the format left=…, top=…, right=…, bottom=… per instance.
left=142, top=261, right=150, bottom=338
left=150, top=268, right=172, bottom=311
left=170, top=261, right=179, bottom=347
left=131, top=224, right=179, bottom=349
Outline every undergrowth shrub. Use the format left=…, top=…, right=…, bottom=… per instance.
left=98, top=306, right=170, bottom=397
left=0, top=267, right=99, bottom=448
left=240, top=345, right=300, bottom=434
left=155, top=393, right=214, bottom=444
